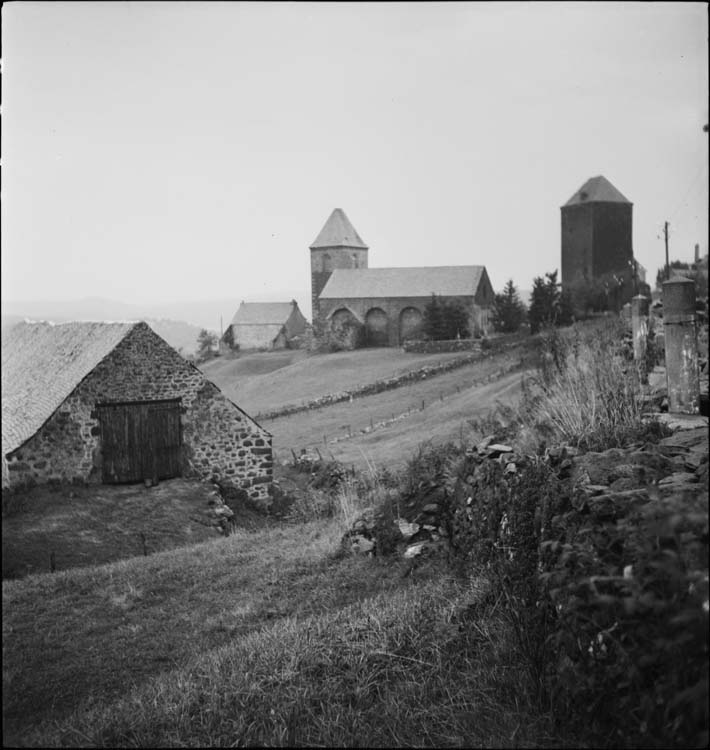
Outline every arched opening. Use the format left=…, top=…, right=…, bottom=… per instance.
left=321, top=253, right=332, bottom=273
left=330, top=308, right=362, bottom=350
left=365, top=308, right=389, bottom=347
left=398, top=306, right=423, bottom=344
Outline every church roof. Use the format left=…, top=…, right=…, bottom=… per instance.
left=309, top=208, right=368, bottom=249
left=230, top=302, right=297, bottom=326
left=563, top=176, right=631, bottom=207
left=319, top=266, right=486, bottom=299
left=2, top=320, right=139, bottom=457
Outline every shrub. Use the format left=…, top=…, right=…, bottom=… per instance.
left=447, top=443, right=709, bottom=748
left=518, top=321, right=653, bottom=451
left=539, top=484, right=709, bottom=747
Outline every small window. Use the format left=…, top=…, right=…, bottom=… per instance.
left=352, top=253, right=359, bottom=269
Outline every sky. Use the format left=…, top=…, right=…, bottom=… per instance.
left=2, top=1, right=708, bottom=316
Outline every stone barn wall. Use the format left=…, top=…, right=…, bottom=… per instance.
left=4, top=323, right=272, bottom=502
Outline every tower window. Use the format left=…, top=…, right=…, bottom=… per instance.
left=352, top=253, right=358, bottom=268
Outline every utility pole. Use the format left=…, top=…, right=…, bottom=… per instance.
left=664, top=221, right=670, bottom=280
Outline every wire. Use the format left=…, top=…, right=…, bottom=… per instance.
left=666, top=160, right=708, bottom=225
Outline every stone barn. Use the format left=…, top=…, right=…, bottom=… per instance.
left=561, top=175, right=635, bottom=304
left=226, top=300, right=307, bottom=350
left=1, top=321, right=272, bottom=502
left=310, top=208, right=495, bottom=346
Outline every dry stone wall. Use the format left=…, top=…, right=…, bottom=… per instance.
left=4, top=323, right=272, bottom=503
left=256, top=335, right=536, bottom=421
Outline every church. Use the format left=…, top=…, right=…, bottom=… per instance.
left=309, top=208, right=495, bottom=347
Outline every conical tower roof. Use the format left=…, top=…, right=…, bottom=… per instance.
left=309, top=208, right=368, bottom=249
left=563, top=176, right=631, bottom=207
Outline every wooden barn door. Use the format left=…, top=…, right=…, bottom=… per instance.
left=97, top=400, right=182, bottom=484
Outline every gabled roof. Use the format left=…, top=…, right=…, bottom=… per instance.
left=563, top=176, right=631, bottom=207
left=2, top=321, right=138, bottom=457
left=319, top=266, right=486, bottom=299
left=230, top=302, right=297, bottom=326
left=309, top=208, right=368, bottom=250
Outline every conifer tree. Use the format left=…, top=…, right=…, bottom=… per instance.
left=528, top=270, right=562, bottom=334
left=492, top=279, right=526, bottom=333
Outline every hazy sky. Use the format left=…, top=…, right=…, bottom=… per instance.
left=2, top=1, right=708, bottom=311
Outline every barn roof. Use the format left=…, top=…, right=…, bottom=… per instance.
left=230, top=302, right=297, bottom=326
left=563, top=176, right=631, bottom=207
left=309, top=208, right=368, bottom=250
left=319, top=266, right=486, bottom=299
left=2, top=320, right=138, bottom=457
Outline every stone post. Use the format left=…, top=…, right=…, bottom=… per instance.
left=662, top=278, right=699, bottom=414
left=631, top=294, right=650, bottom=382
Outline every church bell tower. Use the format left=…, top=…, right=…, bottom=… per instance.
left=309, top=208, right=369, bottom=323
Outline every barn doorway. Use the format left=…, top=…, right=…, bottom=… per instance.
left=97, top=399, right=182, bottom=484
left=365, top=308, right=389, bottom=347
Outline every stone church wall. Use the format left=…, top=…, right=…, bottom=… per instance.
left=319, top=295, right=487, bottom=346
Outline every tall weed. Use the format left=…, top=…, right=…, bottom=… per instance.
left=521, top=321, right=648, bottom=451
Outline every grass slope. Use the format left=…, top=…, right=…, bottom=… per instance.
left=265, top=353, right=527, bottom=469
left=201, top=348, right=473, bottom=415
left=2, top=479, right=272, bottom=581
left=3, top=521, right=560, bottom=748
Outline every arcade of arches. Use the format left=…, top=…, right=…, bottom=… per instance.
left=327, top=304, right=427, bottom=348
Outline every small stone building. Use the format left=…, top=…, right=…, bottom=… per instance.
left=310, top=208, right=495, bottom=346
left=1, top=321, right=272, bottom=502
left=561, top=175, right=635, bottom=304
left=226, top=300, right=307, bottom=350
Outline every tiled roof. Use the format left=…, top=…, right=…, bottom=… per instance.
left=2, top=321, right=137, bottom=456
left=319, top=266, right=486, bottom=299
left=563, top=176, right=631, bottom=206
left=230, top=302, right=296, bottom=326
left=309, top=208, right=368, bottom=249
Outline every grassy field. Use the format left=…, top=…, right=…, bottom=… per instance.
left=3, top=518, right=562, bottom=748
left=201, top=347, right=476, bottom=415
left=2, top=479, right=273, bottom=580
left=202, top=344, right=530, bottom=471
left=264, top=352, right=528, bottom=470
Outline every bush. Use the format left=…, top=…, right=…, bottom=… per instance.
left=446, top=442, right=709, bottom=748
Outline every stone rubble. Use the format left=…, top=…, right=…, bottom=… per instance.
left=342, top=418, right=708, bottom=559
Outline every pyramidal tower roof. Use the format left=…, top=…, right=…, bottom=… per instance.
left=310, top=208, right=368, bottom=249
left=563, top=176, right=631, bottom=207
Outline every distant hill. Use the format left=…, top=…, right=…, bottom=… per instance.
left=0, top=313, right=207, bottom=358
left=0, top=294, right=308, bottom=332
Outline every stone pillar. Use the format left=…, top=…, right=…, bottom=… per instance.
left=663, top=278, right=699, bottom=414
left=631, top=294, right=649, bottom=382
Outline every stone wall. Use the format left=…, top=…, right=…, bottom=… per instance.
left=319, top=294, right=491, bottom=347
left=402, top=339, right=483, bottom=354
left=4, top=322, right=272, bottom=502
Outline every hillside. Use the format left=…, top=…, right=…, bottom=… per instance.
left=201, top=347, right=484, bottom=415
left=201, top=345, right=530, bottom=470
left=2, top=519, right=549, bottom=748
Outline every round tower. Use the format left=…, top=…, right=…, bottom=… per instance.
left=309, top=208, right=369, bottom=322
